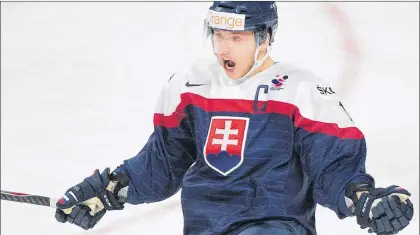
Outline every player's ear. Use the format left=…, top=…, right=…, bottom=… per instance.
left=266, top=32, right=271, bottom=46
left=261, top=32, right=271, bottom=50
left=258, top=33, right=271, bottom=56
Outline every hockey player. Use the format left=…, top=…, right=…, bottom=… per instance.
left=54, top=2, right=414, bottom=235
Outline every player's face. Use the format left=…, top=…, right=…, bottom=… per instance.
left=212, top=29, right=267, bottom=79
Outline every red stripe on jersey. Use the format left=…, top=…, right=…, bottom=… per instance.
left=154, top=111, right=186, bottom=128
left=294, top=109, right=364, bottom=139
left=153, top=92, right=363, bottom=139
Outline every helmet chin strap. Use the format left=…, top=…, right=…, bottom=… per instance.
left=242, top=44, right=272, bottom=80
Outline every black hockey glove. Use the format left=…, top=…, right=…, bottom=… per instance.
left=346, top=184, right=414, bottom=235
left=55, top=168, right=129, bottom=230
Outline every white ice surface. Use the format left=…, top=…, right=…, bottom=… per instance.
left=1, top=2, right=419, bottom=235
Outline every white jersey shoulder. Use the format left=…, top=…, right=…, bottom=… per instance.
left=255, top=62, right=337, bottom=100
left=256, top=62, right=355, bottom=128
left=155, top=58, right=217, bottom=115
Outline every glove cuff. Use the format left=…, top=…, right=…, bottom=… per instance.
left=344, top=183, right=374, bottom=215
left=97, top=170, right=129, bottom=210
left=109, top=170, right=129, bottom=195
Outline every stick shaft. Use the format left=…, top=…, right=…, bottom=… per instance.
left=1, top=190, right=57, bottom=208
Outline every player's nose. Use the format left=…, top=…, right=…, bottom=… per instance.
left=216, top=40, right=233, bottom=56
left=217, top=44, right=231, bottom=57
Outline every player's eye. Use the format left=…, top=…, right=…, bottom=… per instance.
left=233, top=36, right=241, bottom=41
left=214, top=32, right=223, bottom=39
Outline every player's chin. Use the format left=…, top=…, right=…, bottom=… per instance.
left=223, top=68, right=239, bottom=79
left=224, top=67, right=249, bottom=80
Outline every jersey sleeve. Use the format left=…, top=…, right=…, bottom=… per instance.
left=293, top=75, right=375, bottom=218
left=114, top=73, right=197, bottom=204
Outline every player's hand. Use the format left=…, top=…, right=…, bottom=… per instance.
left=353, top=186, right=413, bottom=234
left=55, top=168, right=129, bottom=230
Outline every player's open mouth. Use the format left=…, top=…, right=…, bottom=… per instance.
left=223, top=59, right=236, bottom=71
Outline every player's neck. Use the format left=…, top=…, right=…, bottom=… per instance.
left=247, top=56, right=275, bottom=78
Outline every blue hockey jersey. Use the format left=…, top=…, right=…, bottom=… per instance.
left=115, top=59, right=374, bottom=235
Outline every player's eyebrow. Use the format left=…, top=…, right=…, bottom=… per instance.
left=214, top=29, right=253, bottom=35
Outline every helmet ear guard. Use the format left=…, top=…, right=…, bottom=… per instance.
left=254, top=25, right=267, bottom=47
left=255, top=23, right=278, bottom=46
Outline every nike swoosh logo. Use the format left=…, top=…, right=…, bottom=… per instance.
left=185, top=81, right=206, bottom=87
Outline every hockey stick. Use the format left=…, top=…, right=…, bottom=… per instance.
left=1, top=190, right=58, bottom=208
left=1, top=190, right=104, bottom=215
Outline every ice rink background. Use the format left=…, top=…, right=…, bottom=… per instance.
left=1, top=2, right=419, bottom=235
